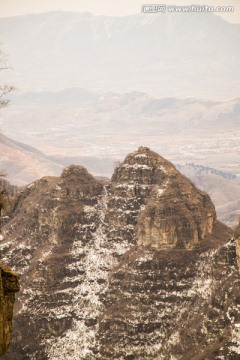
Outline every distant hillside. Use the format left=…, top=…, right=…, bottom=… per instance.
left=176, top=163, right=237, bottom=181
left=177, top=163, right=240, bottom=228
left=0, top=133, right=63, bottom=186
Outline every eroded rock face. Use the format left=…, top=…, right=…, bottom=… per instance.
left=237, top=241, right=240, bottom=271
left=97, top=236, right=239, bottom=360
left=235, top=220, right=240, bottom=271
left=137, top=146, right=216, bottom=248
left=108, top=146, right=216, bottom=249
left=0, top=148, right=238, bottom=359
left=0, top=264, right=19, bottom=356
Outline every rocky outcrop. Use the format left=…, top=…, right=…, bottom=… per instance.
left=235, top=220, right=240, bottom=271
left=109, top=146, right=216, bottom=249
left=0, top=264, right=19, bottom=356
left=0, top=147, right=238, bottom=359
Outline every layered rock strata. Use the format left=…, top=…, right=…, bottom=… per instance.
left=0, top=147, right=238, bottom=359
left=97, top=236, right=239, bottom=359
left=109, top=146, right=216, bottom=249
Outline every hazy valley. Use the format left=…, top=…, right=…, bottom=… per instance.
left=1, top=91, right=240, bottom=227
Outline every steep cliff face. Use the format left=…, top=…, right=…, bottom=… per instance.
left=97, top=238, right=239, bottom=360
left=0, top=264, right=19, bottom=356
left=0, top=147, right=238, bottom=359
left=109, top=146, right=216, bottom=249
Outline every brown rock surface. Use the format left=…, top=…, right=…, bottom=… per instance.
left=110, top=146, right=216, bottom=249
left=0, top=148, right=238, bottom=359
left=97, top=237, right=239, bottom=360
left=235, top=220, right=240, bottom=271
left=0, top=264, right=19, bottom=356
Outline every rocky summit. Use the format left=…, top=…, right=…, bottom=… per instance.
left=0, top=147, right=239, bottom=359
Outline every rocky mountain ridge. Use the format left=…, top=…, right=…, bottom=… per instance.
left=1, top=128, right=240, bottom=229
left=1, top=11, right=240, bottom=98
left=0, top=147, right=239, bottom=359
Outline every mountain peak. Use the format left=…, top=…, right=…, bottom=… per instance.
left=61, top=164, right=94, bottom=181
left=0, top=147, right=236, bottom=359
left=112, top=147, right=177, bottom=185
left=130, top=149, right=217, bottom=249
left=107, top=147, right=216, bottom=249
left=60, top=165, right=103, bottom=199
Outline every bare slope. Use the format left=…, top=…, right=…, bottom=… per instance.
left=0, top=133, right=63, bottom=186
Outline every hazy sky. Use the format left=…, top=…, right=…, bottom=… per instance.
left=0, top=0, right=240, bottom=23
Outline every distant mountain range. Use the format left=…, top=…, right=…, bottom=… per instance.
left=2, top=91, right=240, bottom=163
left=0, top=11, right=240, bottom=99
